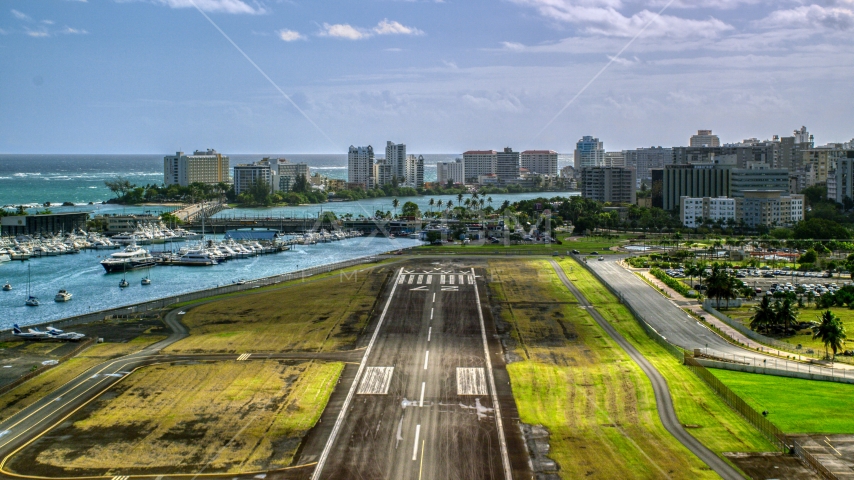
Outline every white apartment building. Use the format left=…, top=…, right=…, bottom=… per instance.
left=404, top=154, right=424, bottom=188
left=437, top=159, right=464, bottom=185
left=275, top=159, right=310, bottom=193
left=348, top=145, right=374, bottom=189
left=386, top=141, right=407, bottom=181
left=604, top=152, right=626, bottom=168
left=373, top=160, right=394, bottom=188
left=233, top=159, right=272, bottom=195
left=737, top=191, right=804, bottom=228
left=164, top=149, right=230, bottom=187
left=521, top=150, right=558, bottom=176
left=680, top=196, right=736, bottom=228
left=462, top=150, right=497, bottom=181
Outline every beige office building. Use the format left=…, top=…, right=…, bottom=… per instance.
left=163, top=149, right=230, bottom=186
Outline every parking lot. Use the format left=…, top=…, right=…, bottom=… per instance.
left=664, top=267, right=851, bottom=297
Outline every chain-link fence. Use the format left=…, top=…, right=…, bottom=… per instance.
left=792, top=439, right=839, bottom=480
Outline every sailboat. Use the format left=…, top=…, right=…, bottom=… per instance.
left=141, top=267, right=151, bottom=285
left=119, top=263, right=129, bottom=288
left=25, top=264, right=39, bottom=306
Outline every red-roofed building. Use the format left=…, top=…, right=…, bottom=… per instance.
left=462, top=150, right=497, bottom=181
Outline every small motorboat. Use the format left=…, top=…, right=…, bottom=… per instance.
left=2, top=282, right=10, bottom=291
left=119, top=279, right=129, bottom=288
left=54, top=289, right=73, bottom=302
left=25, top=295, right=39, bottom=307
left=141, top=277, right=151, bottom=286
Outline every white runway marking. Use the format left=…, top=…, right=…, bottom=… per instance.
left=408, top=275, right=415, bottom=284
left=428, top=327, right=432, bottom=342
left=417, top=275, right=423, bottom=284
left=449, top=275, right=455, bottom=285
left=456, top=368, right=488, bottom=395
left=459, top=274, right=465, bottom=284
left=236, top=353, right=251, bottom=361
left=432, top=293, right=436, bottom=302
left=413, top=424, right=421, bottom=460
left=424, top=351, right=429, bottom=370
left=419, top=382, right=425, bottom=407
left=441, top=286, right=459, bottom=292
left=398, top=275, right=406, bottom=284
left=426, top=275, right=432, bottom=284
left=357, top=367, right=394, bottom=395
left=468, top=274, right=475, bottom=284
left=440, top=274, right=446, bottom=284
left=112, top=476, right=130, bottom=480
left=410, top=286, right=428, bottom=291
left=430, top=307, right=434, bottom=320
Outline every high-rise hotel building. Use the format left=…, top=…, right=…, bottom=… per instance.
left=348, top=145, right=374, bottom=189
left=163, top=149, right=230, bottom=187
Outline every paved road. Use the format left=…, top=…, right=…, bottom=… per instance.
left=550, top=260, right=743, bottom=480
left=310, top=261, right=530, bottom=480
left=587, top=258, right=846, bottom=378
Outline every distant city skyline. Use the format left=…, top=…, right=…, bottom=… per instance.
left=1, top=1, right=853, bottom=154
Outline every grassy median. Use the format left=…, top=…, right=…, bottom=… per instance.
left=0, top=335, right=166, bottom=422
left=556, top=258, right=775, bottom=455
left=166, top=264, right=392, bottom=354
left=12, top=360, right=342, bottom=475
left=489, top=259, right=721, bottom=479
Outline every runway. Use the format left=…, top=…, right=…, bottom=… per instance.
left=308, top=260, right=529, bottom=480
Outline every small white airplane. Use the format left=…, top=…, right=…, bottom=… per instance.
left=46, top=327, right=86, bottom=342
left=12, top=324, right=50, bottom=340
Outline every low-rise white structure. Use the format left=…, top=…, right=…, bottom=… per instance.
left=680, top=196, right=736, bottom=228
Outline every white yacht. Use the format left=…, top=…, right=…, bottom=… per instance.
left=54, top=289, right=73, bottom=302
left=176, top=249, right=218, bottom=266
left=100, top=244, right=156, bottom=273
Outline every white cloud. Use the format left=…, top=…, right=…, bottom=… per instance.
left=510, top=0, right=733, bottom=38
left=319, top=23, right=368, bottom=40
left=11, top=9, right=31, bottom=21
left=318, top=19, right=423, bottom=40
left=278, top=29, right=304, bottom=41
left=373, top=19, right=424, bottom=36
left=60, top=26, right=88, bottom=34
left=760, top=5, right=854, bottom=31
left=116, top=0, right=265, bottom=15
left=42, top=20, right=55, bottom=25
left=25, top=29, right=50, bottom=38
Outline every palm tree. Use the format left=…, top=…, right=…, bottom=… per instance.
left=775, top=297, right=799, bottom=334
left=437, top=199, right=444, bottom=213
left=428, top=198, right=435, bottom=214
left=806, top=290, right=815, bottom=306
left=392, top=198, right=399, bottom=218
left=487, top=196, right=493, bottom=209
left=813, top=310, right=847, bottom=361
left=457, top=193, right=464, bottom=205
left=479, top=198, right=485, bottom=211
left=750, top=296, right=776, bottom=334
left=705, top=263, right=740, bottom=309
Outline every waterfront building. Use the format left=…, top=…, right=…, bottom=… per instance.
left=163, top=150, right=230, bottom=187
left=98, top=214, right=160, bottom=233
left=373, top=159, right=394, bottom=188
left=1, top=211, right=90, bottom=236
left=832, top=151, right=854, bottom=203
left=275, top=159, right=310, bottom=193
left=580, top=167, right=636, bottom=204
left=521, top=150, right=558, bottom=176
left=690, top=130, right=721, bottom=147
left=574, top=136, right=605, bottom=170
left=233, top=159, right=273, bottom=196
left=462, top=150, right=497, bottom=182
left=404, top=154, right=425, bottom=188
left=348, top=145, right=374, bottom=189
left=737, top=191, right=804, bottom=228
left=437, top=159, right=465, bottom=185
left=680, top=197, right=736, bottom=228
left=496, top=147, right=521, bottom=181
left=624, top=147, right=672, bottom=182
left=386, top=141, right=407, bottom=182
left=603, top=152, right=626, bottom=168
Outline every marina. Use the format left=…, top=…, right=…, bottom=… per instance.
left=0, top=234, right=422, bottom=329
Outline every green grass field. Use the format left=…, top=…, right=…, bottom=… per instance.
left=490, top=259, right=726, bottom=479
left=710, top=369, right=854, bottom=434
left=555, top=259, right=775, bottom=456
left=727, top=304, right=854, bottom=354
left=167, top=264, right=393, bottom=354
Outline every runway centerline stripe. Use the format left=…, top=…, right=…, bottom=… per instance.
left=432, top=293, right=436, bottom=303
left=430, top=308, right=434, bottom=320
left=419, top=382, right=425, bottom=407
left=310, top=267, right=405, bottom=480
left=424, top=351, right=429, bottom=370
left=412, top=424, right=421, bottom=461
left=428, top=327, right=432, bottom=342
left=471, top=267, right=513, bottom=480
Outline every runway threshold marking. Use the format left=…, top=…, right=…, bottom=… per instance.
left=424, top=351, right=429, bottom=370
left=471, top=267, right=513, bottom=480
left=426, top=275, right=432, bottom=284
left=310, top=267, right=405, bottom=480
left=417, top=275, right=423, bottom=284
left=440, top=275, right=446, bottom=284
left=456, top=368, right=487, bottom=395
left=357, top=367, right=394, bottom=395
left=112, top=476, right=129, bottom=480
left=236, top=353, right=251, bottom=361
left=413, top=424, right=421, bottom=461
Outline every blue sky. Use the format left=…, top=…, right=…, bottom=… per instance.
left=1, top=0, right=853, bottom=154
